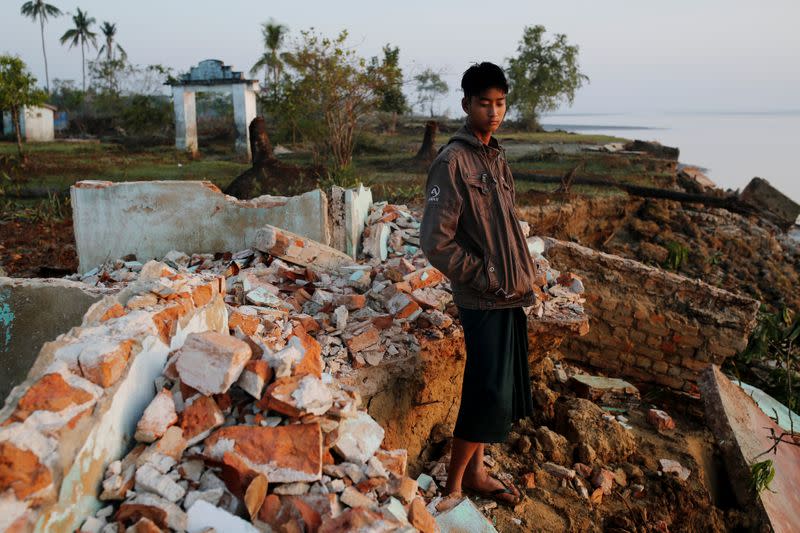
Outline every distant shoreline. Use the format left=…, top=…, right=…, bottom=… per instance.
left=541, top=123, right=662, bottom=132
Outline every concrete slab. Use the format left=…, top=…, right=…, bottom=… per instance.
left=700, top=365, right=800, bottom=533
left=344, top=184, right=373, bottom=258
left=0, top=277, right=112, bottom=401
left=71, top=181, right=331, bottom=273
left=735, top=379, right=800, bottom=433
left=569, top=374, right=639, bottom=401
left=435, top=498, right=498, bottom=533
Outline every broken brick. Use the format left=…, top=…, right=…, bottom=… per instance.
left=180, top=395, right=224, bottom=446
left=375, top=448, right=407, bottom=477
left=262, top=375, right=333, bottom=418
left=0, top=441, right=53, bottom=500
left=228, top=307, right=260, bottom=336
left=403, top=267, right=444, bottom=291
left=647, top=409, right=676, bottom=431
left=408, top=497, right=437, bottom=533
left=204, top=423, right=323, bottom=483
left=100, top=303, right=126, bottom=322
left=237, top=360, right=272, bottom=399
left=345, top=327, right=381, bottom=353
left=79, top=339, right=135, bottom=388
left=12, top=371, right=98, bottom=425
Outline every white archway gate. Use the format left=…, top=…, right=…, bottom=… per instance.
left=169, top=59, right=259, bottom=158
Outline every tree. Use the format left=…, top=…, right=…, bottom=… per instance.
left=369, top=44, right=407, bottom=133
left=250, top=19, right=288, bottom=94
left=0, top=55, right=46, bottom=162
left=414, top=68, right=448, bottom=117
left=506, top=25, right=589, bottom=129
left=91, top=22, right=127, bottom=94
left=278, top=29, right=391, bottom=176
left=97, top=22, right=126, bottom=62
left=20, top=0, right=62, bottom=94
left=60, top=7, right=98, bottom=91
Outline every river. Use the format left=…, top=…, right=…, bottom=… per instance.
left=541, top=111, right=800, bottom=204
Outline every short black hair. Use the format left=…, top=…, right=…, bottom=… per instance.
left=461, top=62, right=509, bottom=99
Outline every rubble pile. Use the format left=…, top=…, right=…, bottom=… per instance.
left=1, top=201, right=588, bottom=531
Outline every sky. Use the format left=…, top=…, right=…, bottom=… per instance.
left=2, top=0, right=799, bottom=115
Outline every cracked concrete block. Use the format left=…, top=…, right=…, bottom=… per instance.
left=0, top=277, right=111, bottom=400
left=253, top=224, right=356, bottom=273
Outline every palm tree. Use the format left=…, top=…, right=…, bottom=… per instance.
left=59, top=8, right=97, bottom=91
left=97, top=21, right=126, bottom=62
left=20, top=0, right=62, bottom=94
left=250, top=19, right=287, bottom=92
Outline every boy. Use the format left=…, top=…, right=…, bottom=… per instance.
left=420, top=62, right=537, bottom=506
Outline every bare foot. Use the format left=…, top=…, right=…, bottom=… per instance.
left=436, top=492, right=464, bottom=513
left=462, top=471, right=520, bottom=504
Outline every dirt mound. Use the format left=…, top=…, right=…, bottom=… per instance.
left=555, top=397, right=637, bottom=464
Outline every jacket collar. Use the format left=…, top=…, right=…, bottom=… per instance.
left=448, top=124, right=504, bottom=159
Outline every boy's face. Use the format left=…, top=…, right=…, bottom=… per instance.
left=462, top=87, right=507, bottom=135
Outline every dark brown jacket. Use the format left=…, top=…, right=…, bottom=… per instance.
left=420, top=125, right=538, bottom=310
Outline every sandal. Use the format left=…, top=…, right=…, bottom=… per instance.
left=463, top=475, right=521, bottom=508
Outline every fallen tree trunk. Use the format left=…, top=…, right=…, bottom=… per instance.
left=514, top=172, right=767, bottom=221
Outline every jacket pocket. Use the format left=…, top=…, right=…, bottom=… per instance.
left=484, top=255, right=500, bottom=293
left=464, top=175, right=492, bottom=216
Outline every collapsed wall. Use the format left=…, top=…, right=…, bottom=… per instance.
left=0, top=265, right=227, bottom=531
left=545, top=238, right=760, bottom=391
left=71, top=181, right=373, bottom=273
left=0, top=199, right=589, bottom=532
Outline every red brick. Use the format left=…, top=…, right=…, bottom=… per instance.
left=647, top=409, right=675, bottom=431
left=100, top=303, right=126, bottom=322
left=403, top=267, right=444, bottom=291
left=180, top=395, right=224, bottom=446
left=0, top=441, right=53, bottom=500
left=204, top=423, right=323, bottom=483
left=79, top=339, right=135, bottom=388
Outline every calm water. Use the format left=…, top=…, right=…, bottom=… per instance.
left=541, top=111, right=800, bottom=204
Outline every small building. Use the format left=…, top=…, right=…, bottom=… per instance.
left=2, top=104, right=57, bottom=142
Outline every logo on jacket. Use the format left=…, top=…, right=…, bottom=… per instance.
left=428, top=185, right=441, bottom=202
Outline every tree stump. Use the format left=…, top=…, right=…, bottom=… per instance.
left=413, top=121, right=439, bottom=163
left=224, top=117, right=321, bottom=199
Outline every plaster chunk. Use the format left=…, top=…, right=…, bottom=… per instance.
left=175, top=332, right=252, bottom=395
left=135, top=464, right=186, bottom=502
left=187, top=499, right=259, bottom=533
left=117, top=493, right=187, bottom=531
left=135, top=388, right=178, bottom=443
left=183, top=488, right=224, bottom=511
left=334, top=412, right=385, bottom=464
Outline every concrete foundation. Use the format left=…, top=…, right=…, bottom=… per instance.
left=0, top=277, right=113, bottom=400
left=71, top=181, right=335, bottom=273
